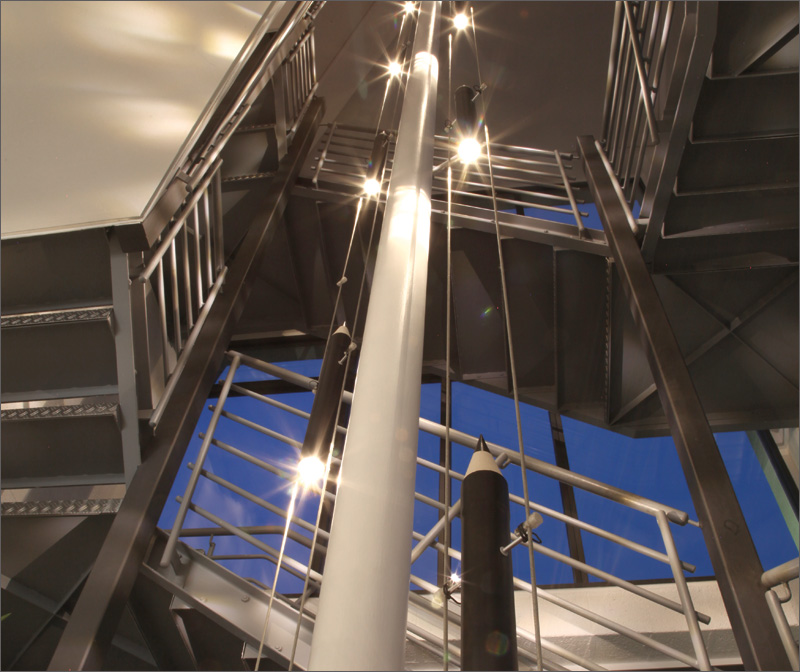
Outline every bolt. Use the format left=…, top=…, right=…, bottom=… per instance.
left=274, top=645, right=282, bottom=652
left=242, top=595, right=250, bottom=602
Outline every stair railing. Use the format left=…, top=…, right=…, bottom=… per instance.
left=761, top=556, right=800, bottom=670
left=602, top=1, right=674, bottom=207
left=160, top=352, right=719, bottom=670
left=600, top=1, right=718, bottom=260
left=132, top=2, right=322, bottom=427
left=306, top=123, right=589, bottom=234
left=138, top=161, right=227, bottom=428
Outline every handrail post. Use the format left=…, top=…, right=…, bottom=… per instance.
left=623, top=2, right=659, bottom=144
left=656, top=510, right=711, bottom=670
left=159, top=354, right=241, bottom=567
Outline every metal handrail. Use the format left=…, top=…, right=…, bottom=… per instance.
left=762, top=557, right=800, bottom=670
left=162, top=349, right=717, bottom=670
left=140, top=2, right=315, bottom=231
left=601, top=0, right=677, bottom=207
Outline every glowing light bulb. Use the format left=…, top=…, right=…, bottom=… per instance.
left=297, top=455, right=325, bottom=486
left=450, top=571, right=461, bottom=584
left=364, top=177, right=381, bottom=196
left=453, top=12, right=469, bottom=30
left=403, top=1, right=415, bottom=13
left=457, top=137, right=481, bottom=164
left=388, top=60, right=402, bottom=78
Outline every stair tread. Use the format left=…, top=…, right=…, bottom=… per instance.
left=1, top=401, right=119, bottom=421
left=1, top=305, right=113, bottom=328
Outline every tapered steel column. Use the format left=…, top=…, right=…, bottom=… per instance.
left=308, top=4, right=441, bottom=669
left=579, top=135, right=791, bottom=671
left=461, top=447, right=519, bottom=671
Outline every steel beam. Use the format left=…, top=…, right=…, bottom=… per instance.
left=47, top=99, right=323, bottom=671
left=579, top=134, right=791, bottom=670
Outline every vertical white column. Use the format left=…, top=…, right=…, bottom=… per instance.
left=308, top=3, right=441, bottom=670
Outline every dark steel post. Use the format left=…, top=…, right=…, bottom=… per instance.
left=549, top=411, right=587, bottom=583
left=300, top=325, right=351, bottom=461
left=47, top=99, right=324, bottom=672
left=579, top=135, right=791, bottom=671
left=461, top=439, right=519, bottom=671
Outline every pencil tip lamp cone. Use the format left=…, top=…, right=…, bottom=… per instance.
left=461, top=448, right=519, bottom=670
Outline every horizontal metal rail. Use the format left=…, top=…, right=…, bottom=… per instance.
left=213, top=406, right=303, bottom=449
left=179, top=498, right=322, bottom=585
left=239, top=359, right=695, bottom=524
left=229, top=383, right=311, bottom=419
left=422, top=539, right=706, bottom=669
left=762, top=556, right=799, bottom=588
left=184, top=465, right=328, bottom=540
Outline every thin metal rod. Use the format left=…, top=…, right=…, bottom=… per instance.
left=179, top=498, right=323, bottom=584
left=230, top=383, right=311, bottom=419
left=193, top=205, right=204, bottom=307
left=444, top=188, right=587, bottom=216
left=139, top=165, right=220, bottom=282
left=203, top=191, right=213, bottom=289
left=656, top=510, right=711, bottom=669
left=411, top=456, right=694, bottom=571
left=212, top=167, right=225, bottom=274
left=624, top=2, right=659, bottom=143
left=312, top=123, right=337, bottom=186
left=227, top=350, right=317, bottom=391
left=765, top=588, right=800, bottom=670
left=486, top=122, right=541, bottom=668
left=531, top=539, right=711, bottom=623
left=184, top=465, right=327, bottom=540
left=178, top=522, right=316, bottom=549
left=554, top=150, right=585, bottom=234
left=442, top=29, right=454, bottom=670
left=434, top=134, right=575, bottom=159
left=255, top=481, right=300, bottom=671
left=602, top=2, right=625, bottom=139
left=214, top=407, right=303, bottom=449
left=159, top=354, right=240, bottom=566
left=156, top=261, right=171, bottom=379
left=199, top=434, right=317, bottom=495
left=423, top=539, right=703, bottom=669
left=181, top=222, right=194, bottom=331
left=150, top=267, right=229, bottom=427
left=249, top=359, right=696, bottom=524
left=169, top=240, right=182, bottom=352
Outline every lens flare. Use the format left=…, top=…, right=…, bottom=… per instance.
left=453, top=12, right=469, bottom=30
left=297, top=455, right=325, bottom=486
left=388, top=60, right=402, bottom=78
left=363, top=177, right=381, bottom=196
left=457, top=137, right=481, bottom=164
left=403, top=1, right=416, bottom=14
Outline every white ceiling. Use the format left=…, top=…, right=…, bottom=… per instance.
left=1, top=1, right=272, bottom=239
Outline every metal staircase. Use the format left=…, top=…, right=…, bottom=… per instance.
left=1, top=1, right=798, bottom=669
